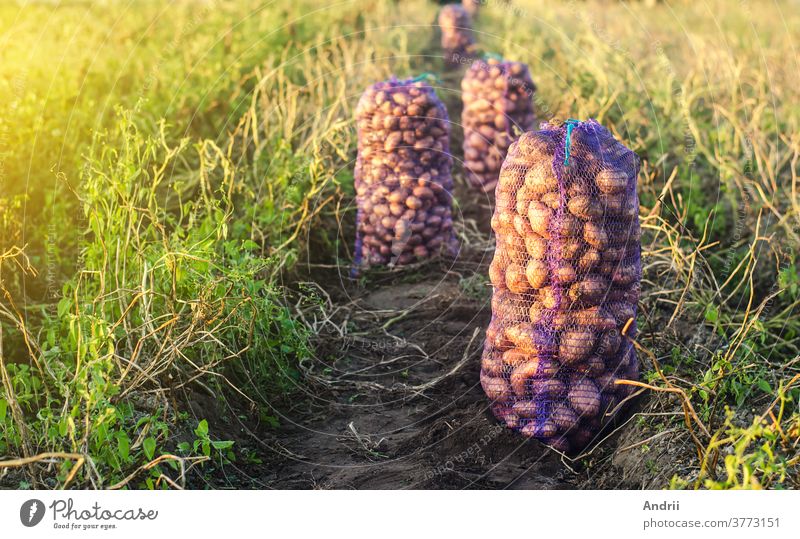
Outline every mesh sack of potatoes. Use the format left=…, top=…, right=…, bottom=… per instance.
left=481, top=119, right=641, bottom=453
left=438, top=4, right=476, bottom=67
left=462, top=0, right=480, bottom=17
left=353, top=77, right=458, bottom=270
left=461, top=57, right=536, bottom=193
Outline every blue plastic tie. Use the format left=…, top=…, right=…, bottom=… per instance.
left=410, top=72, right=439, bottom=84
left=482, top=52, right=504, bottom=62
left=563, top=118, right=581, bottom=167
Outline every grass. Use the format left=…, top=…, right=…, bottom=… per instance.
left=1, top=0, right=799, bottom=488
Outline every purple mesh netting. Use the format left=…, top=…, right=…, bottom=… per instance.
left=481, top=119, right=641, bottom=453
left=438, top=4, right=476, bottom=67
left=462, top=58, right=536, bottom=193
left=352, top=77, right=459, bottom=272
left=462, top=0, right=480, bottom=18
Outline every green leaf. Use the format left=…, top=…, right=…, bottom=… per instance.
left=704, top=304, right=718, bottom=323
left=177, top=441, right=190, bottom=453
left=195, top=419, right=208, bottom=438
left=757, top=379, right=773, bottom=394
left=0, top=399, right=6, bottom=421
left=142, top=437, right=156, bottom=460
left=210, top=440, right=234, bottom=450
left=57, top=297, right=72, bottom=318
left=260, top=412, right=279, bottom=429
left=117, top=432, right=130, bottom=461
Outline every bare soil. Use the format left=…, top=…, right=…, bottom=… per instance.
left=188, top=232, right=677, bottom=489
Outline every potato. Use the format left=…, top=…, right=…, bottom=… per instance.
left=567, top=195, right=603, bottom=220
left=596, top=329, right=622, bottom=358
left=481, top=350, right=505, bottom=377
left=426, top=214, right=442, bottom=228
left=572, top=354, right=606, bottom=377
left=559, top=329, right=597, bottom=365
left=481, top=371, right=511, bottom=402
left=495, top=187, right=515, bottom=209
left=611, top=263, right=639, bottom=286
left=515, top=132, right=554, bottom=159
left=619, top=343, right=638, bottom=371
left=552, top=214, right=582, bottom=238
left=568, top=378, right=601, bottom=417
left=515, top=192, right=532, bottom=216
left=595, top=168, right=628, bottom=194
left=528, top=301, right=547, bottom=326
left=491, top=290, right=527, bottom=321
left=497, top=168, right=519, bottom=193
left=490, top=404, right=519, bottom=430
left=553, top=261, right=577, bottom=284
left=527, top=201, right=552, bottom=238
left=384, top=131, right=402, bottom=152
left=502, top=348, right=531, bottom=368
left=572, top=306, right=616, bottom=329
left=608, top=302, right=635, bottom=327
left=552, top=310, right=571, bottom=329
left=540, top=191, right=561, bottom=209
left=566, top=179, right=588, bottom=197
left=557, top=238, right=583, bottom=260
left=488, top=257, right=507, bottom=288
left=602, top=245, right=627, bottom=263
left=524, top=234, right=548, bottom=259
left=387, top=189, right=408, bottom=204
left=530, top=378, right=566, bottom=398
left=486, top=320, right=514, bottom=350
left=599, top=192, right=625, bottom=214
left=539, top=286, right=559, bottom=310
left=583, top=222, right=609, bottom=250
left=405, top=195, right=423, bottom=210
left=525, top=259, right=549, bottom=289
left=509, top=358, right=551, bottom=396
left=413, top=185, right=435, bottom=199
left=373, top=203, right=390, bottom=218
left=550, top=404, right=579, bottom=433
left=621, top=197, right=639, bottom=220
left=512, top=400, right=540, bottom=419
left=539, top=358, right=561, bottom=378
left=504, top=232, right=529, bottom=264
left=568, top=275, right=610, bottom=306
left=513, top=214, right=534, bottom=238
left=521, top=420, right=558, bottom=439
left=439, top=4, right=476, bottom=66
left=491, top=210, right=515, bottom=234
left=505, top=263, right=530, bottom=294
left=505, top=323, right=556, bottom=354
left=524, top=163, right=557, bottom=194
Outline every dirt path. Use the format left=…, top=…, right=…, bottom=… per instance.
left=194, top=231, right=601, bottom=489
